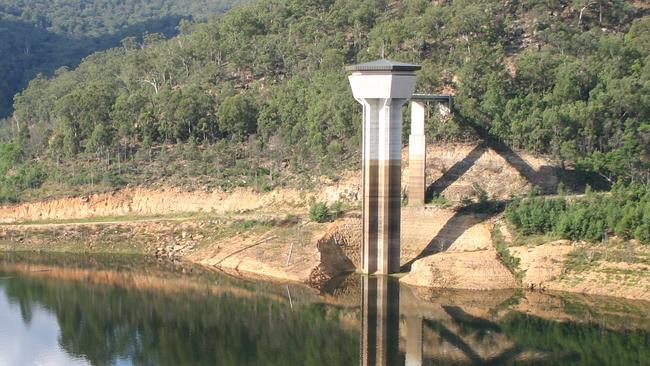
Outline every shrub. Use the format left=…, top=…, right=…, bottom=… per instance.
left=505, top=183, right=650, bottom=244
left=330, top=200, right=344, bottom=219
left=309, top=201, right=330, bottom=223
left=17, top=163, right=47, bottom=189
left=101, top=169, right=127, bottom=187
left=505, top=197, right=566, bottom=235
left=0, top=182, right=19, bottom=203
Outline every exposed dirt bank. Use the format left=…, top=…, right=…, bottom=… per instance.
left=2, top=206, right=649, bottom=301
left=0, top=203, right=500, bottom=288
left=0, top=185, right=356, bottom=224
left=401, top=250, right=517, bottom=290
left=1, top=142, right=645, bottom=299
left=0, top=214, right=358, bottom=285
left=511, top=239, right=650, bottom=301
left=0, top=143, right=561, bottom=224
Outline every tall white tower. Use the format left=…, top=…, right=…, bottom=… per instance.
left=347, top=59, right=420, bottom=274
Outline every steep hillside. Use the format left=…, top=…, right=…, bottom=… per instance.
left=1, top=0, right=648, bottom=205
left=0, top=0, right=242, bottom=117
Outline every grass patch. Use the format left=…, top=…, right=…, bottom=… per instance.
left=426, top=193, right=452, bottom=207
left=2, top=211, right=213, bottom=226
left=492, top=225, right=524, bottom=283
left=600, top=267, right=646, bottom=276
left=602, top=248, right=641, bottom=264
left=230, top=219, right=277, bottom=231
left=211, top=217, right=299, bottom=241
left=565, top=248, right=604, bottom=273
left=512, top=232, right=559, bottom=246
left=566, top=244, right=650, bottom=274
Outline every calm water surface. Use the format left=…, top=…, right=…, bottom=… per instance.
left=1, top=253, right=649, bottom=366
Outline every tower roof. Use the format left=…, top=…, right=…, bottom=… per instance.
left=346, top=59, right=421, bottom=72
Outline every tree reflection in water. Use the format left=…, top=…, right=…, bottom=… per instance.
left=357, top=277, right=650, bottom=366
left=0, top=253, right=358, bottom=366
left=1, top=253, right=650, bottom=366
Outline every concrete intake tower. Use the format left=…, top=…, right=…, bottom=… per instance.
left=347, top=59, right=421, bottom=275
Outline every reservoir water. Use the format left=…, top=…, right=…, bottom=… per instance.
left=1, top=253, right=649, bottom=366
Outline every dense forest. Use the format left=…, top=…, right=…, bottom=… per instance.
left=0, top=0, right=241, bottom=117
left=0, top=0, right=648, bottom=216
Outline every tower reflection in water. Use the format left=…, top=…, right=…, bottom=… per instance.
left=361, top=276, right=423, bottom=366
left=357, top=277, right=598, bottom=366
left=359, top=276, right=524, bottom=366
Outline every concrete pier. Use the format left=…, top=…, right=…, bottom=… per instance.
left=407, top=94, right=453, bottom=206
left=360, top=276, right=401, bottom=366
left=408, top=101, right=426, bottom=206
left=347, top=59, right=420, bottom=274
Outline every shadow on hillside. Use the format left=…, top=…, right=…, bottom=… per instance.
left=464, top=114, right=611, bottom=193
left=427, top=114, right=556, bottom=195
left=426, top=143, right=487, bottom=201
left=400, top=208, right=500, bottom=272
left=424, top=114, right=610, bottom=199
left=404, top=113, right=612, bottom=271
left=0, top=15, right=184, bottom=117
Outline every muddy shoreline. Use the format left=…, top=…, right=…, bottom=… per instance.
left=1, top=210, right=649, bottom=302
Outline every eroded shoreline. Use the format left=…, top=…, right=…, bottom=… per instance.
left=1, top=144, right=648, bottom=301
left=1, top=208, right=649, bottom=302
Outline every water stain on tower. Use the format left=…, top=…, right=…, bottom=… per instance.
left=347, top=59, right=420, bottom=275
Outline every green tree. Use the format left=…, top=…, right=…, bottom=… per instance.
left=218, top=95, right=258, bottom=140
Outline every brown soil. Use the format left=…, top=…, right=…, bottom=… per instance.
left=509, top=239, right=650, bottom=301
left=550, top=261, right=650, bottom=301
left=0, top=143, right=558, bottom=223
left=416, top=143, right=560, bottom=200
left=509, top=240, right=575, bottom=288
left=401, top=250, right=517, bottom=290
left=400, top=207, right=494, bottom=262
left=0, top=214, right=359, bottom=285
left=0, top=186, right=317, bottom=224
left=187, top=218, right=356, bottom=285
